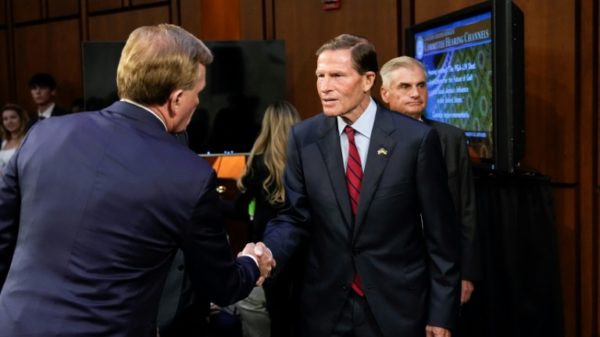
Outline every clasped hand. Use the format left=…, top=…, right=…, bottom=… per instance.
left=239, top=242, right=276, bottom=286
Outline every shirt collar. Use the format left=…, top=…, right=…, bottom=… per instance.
left=336, top=97, right=377, bottom=138
left=120, top=98, right=168, bottom=131
left=39, top=103, right=55, bottom=118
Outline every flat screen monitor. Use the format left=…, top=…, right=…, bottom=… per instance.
left=405, top=0, right=524, bottom=172
left=82, top=40, right=286, bottom=156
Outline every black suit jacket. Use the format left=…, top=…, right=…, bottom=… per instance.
left=236, top=154, right=284, bottom=242
left=264, top=103, right=460, bottom=337
left=50, top=104, right=70, bottom=117
left=26, top=104, right=70, bottom=130
left=0, top=101, right=259, bottom=337
left=424, top=119, right=480, bottom=280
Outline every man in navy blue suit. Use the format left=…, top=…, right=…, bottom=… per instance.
left=0, top=24, right=273, bottom=337
left=263, top=34, right=460, bottom=337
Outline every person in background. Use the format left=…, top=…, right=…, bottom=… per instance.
left=0, top=103, right=29, bottom=174
left=27, top=72, right=69, bottom=126
left=263, top=34, right=460, bottom=337
left=0, top=24, right=274, bottom=337
left=235, top=100, right=301, bottom=337
left=379, top=56, right=480, bottom=307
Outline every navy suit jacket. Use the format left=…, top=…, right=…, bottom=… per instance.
left=0, top=101, right=259, bottom=337
left=264, top=103, right=460, bottom=337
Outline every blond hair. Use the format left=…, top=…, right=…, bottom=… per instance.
left=238, top=100, right=301, bottom=205
left=116, top=24, right=213, bottom=105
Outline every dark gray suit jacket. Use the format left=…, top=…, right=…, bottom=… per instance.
left=264, top=104, right=460, bottom=337
left=0, top=101, right=258, bottom=337
left=425, top=119, right=480, bottom=281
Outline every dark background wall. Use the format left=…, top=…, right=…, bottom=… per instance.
left=0, top=1, right=596, bottom=336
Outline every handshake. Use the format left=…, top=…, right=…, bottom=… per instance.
left=239, top=242, right=276, bottom=286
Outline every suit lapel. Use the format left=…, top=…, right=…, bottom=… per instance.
left=317, top=118, right=354, bottom=228
left=353, top=107, right=395, bottom=241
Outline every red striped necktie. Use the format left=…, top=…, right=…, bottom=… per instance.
left=344, top=125, right=365, bottom=297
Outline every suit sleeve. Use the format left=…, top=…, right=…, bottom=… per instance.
left=417, top=129, right=461, bottom=329
left=0, top=150, right=21, bottom=289
left=263, top=127, right=311, bottom=271
left=180, top=170, right=259, bottom=307
left=457, top=133, right=481, bottom=280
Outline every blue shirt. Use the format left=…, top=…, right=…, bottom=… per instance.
left=337, top=97, right=377, bottom=171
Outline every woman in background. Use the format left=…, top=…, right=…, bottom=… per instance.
left=0, top=103, right=29, bottom=174
left=235, top=100, right=300, bottom=337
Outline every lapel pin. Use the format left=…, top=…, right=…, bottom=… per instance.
left=377, top=147, right=388, bottom=157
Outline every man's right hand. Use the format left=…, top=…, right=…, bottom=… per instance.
left=239, top=242, right=276, bottom=285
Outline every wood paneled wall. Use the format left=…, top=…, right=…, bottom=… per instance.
left=0, top=1, right=598, bottom=336
left=269, top=0, right=399, bottom=120
left=0, top=0, right=244, bottom=114
left=576, top=1, right=599, bottom=336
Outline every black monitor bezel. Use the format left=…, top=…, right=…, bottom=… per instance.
left=405, top=0, right=524, bottom=173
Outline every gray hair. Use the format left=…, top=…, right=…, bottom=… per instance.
left=380, top=56, right=427, bottom=88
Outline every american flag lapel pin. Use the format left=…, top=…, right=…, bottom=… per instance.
left=377, top=147, right=388, bottom=156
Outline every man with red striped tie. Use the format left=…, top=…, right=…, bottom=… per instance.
left=263, top=34, right=461, bottom=337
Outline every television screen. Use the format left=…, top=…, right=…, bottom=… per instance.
left=406, top=1, right=524, bottom=172
left=82, top=40, right=286, bottom=156
left=81, top=42, right=122, bottom=111
left=414, top=11, right=493, bottom=160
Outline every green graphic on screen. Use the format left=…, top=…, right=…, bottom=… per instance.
left=415, top=11, right=493, bottom=160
